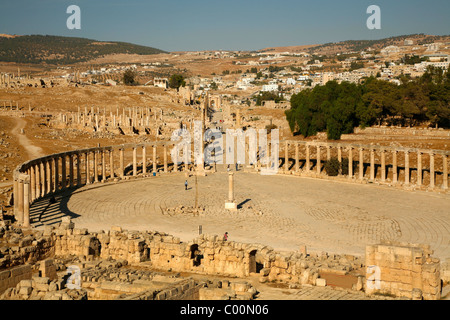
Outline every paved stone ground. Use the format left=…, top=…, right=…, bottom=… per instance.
left=30, top=167, right=450, bottom=261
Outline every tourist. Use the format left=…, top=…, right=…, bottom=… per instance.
left=185, top=180, right=188, bottom=190
left=223, top=232, right=228, bottom=241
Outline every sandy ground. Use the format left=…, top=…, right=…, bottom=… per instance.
left=31, top=167, right=450, bottom=262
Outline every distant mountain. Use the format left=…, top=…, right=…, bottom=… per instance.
left=0, top=34, right=167, bottom=64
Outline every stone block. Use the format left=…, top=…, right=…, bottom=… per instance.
left=315, top=278, right=326, bottom=287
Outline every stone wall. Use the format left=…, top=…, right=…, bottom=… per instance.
left=0, top=221, right=444, bottom=300
left=0, top=265, right=32, bottom=294
left=365, top=241, right=441, bottom=300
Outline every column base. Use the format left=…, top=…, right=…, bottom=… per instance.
left=225, top=201, right=237, bottom=211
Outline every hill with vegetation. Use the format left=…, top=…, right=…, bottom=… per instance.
left=0, top=34, right=166, bottom=64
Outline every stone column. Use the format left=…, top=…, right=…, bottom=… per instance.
left=77, top=153, right=81, bottom=186
left=142, top=146, right=147, bottom=175
left=109, top=150, right=114, bottom=179
left=225, top=172, right=237, bottom=211
left=61, top=155, right=67, bottom=189
left=54, top=157, right=59, bottom=191
left=40, top=161, right=46, bottom=197
left=443, top=154, right=448, bottom=190
left=337, top=146, right=342, bottom=164
left=359, top=148, right=364, bottom=180
left=47, top=159, right=52, bottom=193
left=316, top=145, right=321, bottom=174
left=228, top=172, right=234, bottom=202
left=295, top=143, right=299, bottom=172
left=119, top=148, right=124, bottom=179
left=381, top=150, right=386, bottom=182
left=348, top=147, right=353, bottom=179
left=429, top=153, right=435, bottom=188
left=30, top=165, right=36, bottom=201
left=132, top=147, right=137, bottom=177
left=370, top=149, right=375, bottom=181
left=305, top=144, right=310, bottom=172
left=392, top=151, right=398, bottom=184
left=417, top=151, right=422, bottom=186
left=173, top=144, right=178, bottom=172
left=23, top=175, right=30, bottom=228
left=69, top=155, right=74, bottom=187
left=404, top=150, right=410, bottom=185
left=284, top=142, right=289, bottom=173
left=101, top=150, right=107, bottom=181
left=152, top=145, right=157, bottom=173
left=17, top=176, right=24, bottom=225
left=326, top=145, right=331, bottom=161
left=13, top=175, right=18, bottom=217
left=164, top=145, right=168, bottom=173
left=94, top=151, right=99, bottom=183
left=85, top=152, right=91, bottom=184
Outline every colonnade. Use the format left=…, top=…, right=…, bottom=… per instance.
left=280, top=141, right=448, bottom=190
left=13, top=140, right=449, bottom=228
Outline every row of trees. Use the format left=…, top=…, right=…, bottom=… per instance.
left=286, top=67, right=450, bottom=140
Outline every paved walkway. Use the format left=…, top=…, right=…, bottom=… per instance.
left=30, top=169, right=450, bottom=261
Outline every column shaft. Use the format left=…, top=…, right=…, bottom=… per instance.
left=359, top=148, right=364, bottom=180
left=429, top=153, right=435, bottom=188
left=348, top=148, right=353, bottom=179
left=417, top=152, right=422, bottom=186
left=316, top=146, right=321, bottom=174
left=110, top=150, right=114, bottom=179
left=153, top=146, right=157, bottom=173
left=443, top=155, right=448, bottom=190
left=133, top=147, right=137, bottom=176
left=404, top=151, right=410, bottom=185
left=370, top=149, right=375, bottom=181
left=120, top=148, right=124, bottom=178
left=392, top=151, right=398, bottom=184
left=142, top=146, right=147, bottom=174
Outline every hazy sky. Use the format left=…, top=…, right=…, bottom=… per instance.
left=1, top=0, right=449, bottom=52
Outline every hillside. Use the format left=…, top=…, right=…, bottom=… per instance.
left=259, top=34, right=450, bottom=56
left=0, top=34, right=166, bottom=64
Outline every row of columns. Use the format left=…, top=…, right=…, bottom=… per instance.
left=13, top=143, right=190, bottom=227
left=13, top=141, right=449, bottom=228
left=281, top=143, right=448, bottom=189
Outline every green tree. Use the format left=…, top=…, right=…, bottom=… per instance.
left=123, top=69, right=136, bottom=85
left=169, top=74, right=185, bottom=90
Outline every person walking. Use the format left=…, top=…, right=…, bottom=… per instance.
left=223, top=232, right=228, bottom=241
left=185, top=180, right=188, bottom=190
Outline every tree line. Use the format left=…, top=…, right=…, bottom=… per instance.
left=285, top=66, right=450, bottom=140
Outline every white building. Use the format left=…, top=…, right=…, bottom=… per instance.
left=261, top=84, right=279, bottom=92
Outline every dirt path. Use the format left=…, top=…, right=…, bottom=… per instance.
left=10, top=117, right=44, bottom=160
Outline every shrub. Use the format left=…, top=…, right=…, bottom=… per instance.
left=324, top=157, right=340, bottom=176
